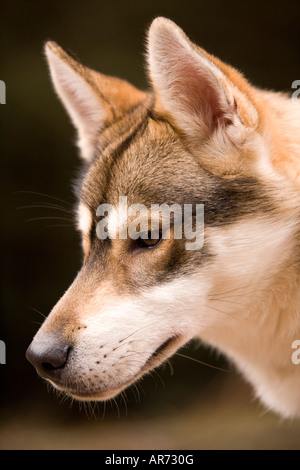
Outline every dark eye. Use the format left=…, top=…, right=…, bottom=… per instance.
left=132, top=231, right=162, bottom=252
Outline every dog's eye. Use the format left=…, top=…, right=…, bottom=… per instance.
left=132, top=231, right=162, bottom=252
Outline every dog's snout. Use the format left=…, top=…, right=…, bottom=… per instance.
left=26, top=336, right=71, bottom=381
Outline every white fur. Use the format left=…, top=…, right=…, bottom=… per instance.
left=76, top=203, right=93, bottom=236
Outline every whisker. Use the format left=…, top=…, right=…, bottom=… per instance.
left=113, top=397, right=121, bottom=418
left=166, top=359, right=174, bottom=376
left=209, top=297, right=246, bottom=308
left=209, top=280, right=264, bottom=300
left=175, top=352, right=228, bottom=372
left=26, top=216, right=73, bottom=222
left=30, top=320, right=43, bottom=327
left=44, top=224, right=74, bottom=228
left=29, top=307, right=46, bottom=319
left=206, top=303, right=240, bottom=321
left=132, top=383, right=141, bottom=403
left=17, top=204, right=73, bottom=215
left=151, top=368, right=165, bottom=388
left=136, top=381, right=145, bottom=398
left=14, top=190, right=73, bottom=207
left=89, top=401, right=98, bottom=420
left=118, top=320, right=164, bottom=344
left=120, top=391, right=128, bottom=416
left=102, top=399, right=107, bottom=420
left=112, top=338, right=153, bottom=352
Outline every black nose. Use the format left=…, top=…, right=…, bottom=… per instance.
left=26, top=336, right=71, bottom=381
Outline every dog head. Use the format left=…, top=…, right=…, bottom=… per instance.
left=26, top=18, right=299, bottom=402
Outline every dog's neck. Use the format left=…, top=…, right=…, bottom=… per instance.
left=201, top=258, right=300, bottom=418
left=200, top=89, right=300, bottom=418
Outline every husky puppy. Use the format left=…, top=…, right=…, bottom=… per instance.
left=26, top=18, right=300, bottom=418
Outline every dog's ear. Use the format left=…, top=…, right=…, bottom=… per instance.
left=45, top=42, right=146, bottom=161
left=147, top=18, right=259, bottom=148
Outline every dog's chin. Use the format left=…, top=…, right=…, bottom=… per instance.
left=50, top=335, right=184, bottom=402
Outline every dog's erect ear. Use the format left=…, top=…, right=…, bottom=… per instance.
left=147, top=18, right=259, bottom=146
left=45, top=42, right=146, bottom=161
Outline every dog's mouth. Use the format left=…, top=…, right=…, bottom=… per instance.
left=53, top=335, right=183, bottom=401
left=143, top=335, right=180, bottom=369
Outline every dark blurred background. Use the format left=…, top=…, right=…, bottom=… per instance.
left=1, top=0, right=300, bottom=450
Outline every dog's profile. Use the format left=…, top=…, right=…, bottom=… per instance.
left=26, top=17, right=300, bottom=418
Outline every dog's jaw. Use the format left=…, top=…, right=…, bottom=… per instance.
left=44, top=335, right=186, bottom=401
